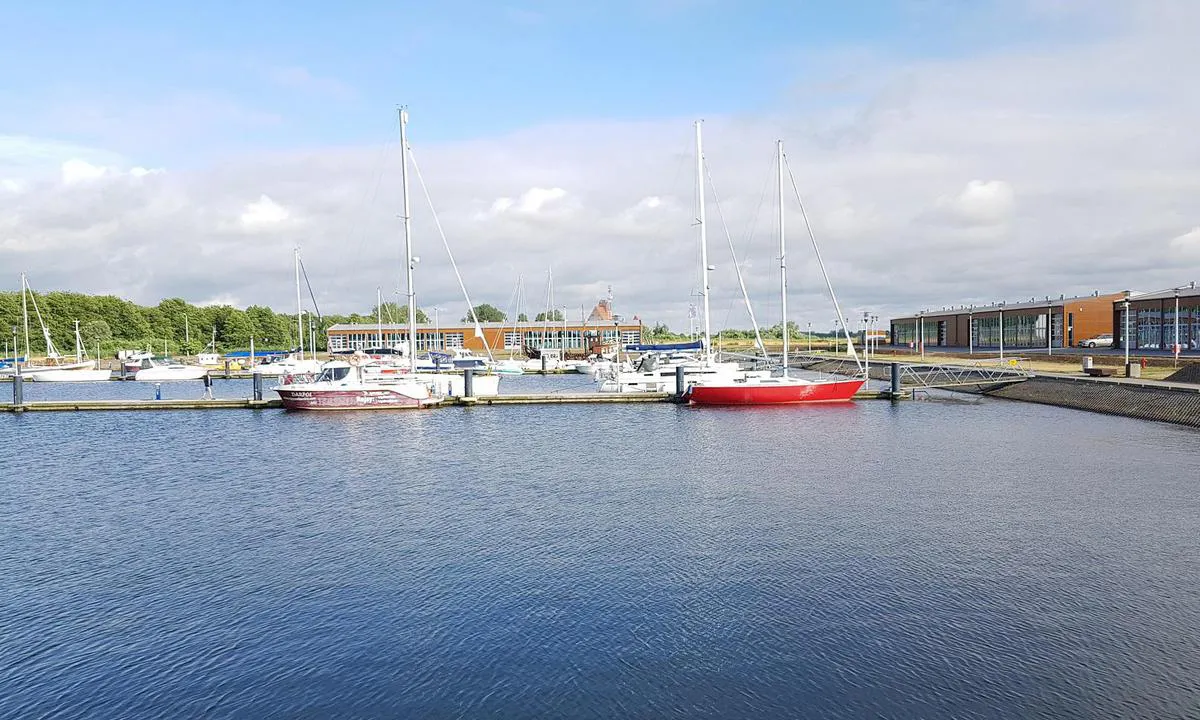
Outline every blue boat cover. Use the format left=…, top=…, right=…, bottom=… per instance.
left=623, top=340, right=703, bottom=352
left=223, top=350, right=290, bottom=358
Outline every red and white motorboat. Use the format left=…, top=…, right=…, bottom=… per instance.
left=274, top=359, right=440, bottom=411
left=686, top=375, right=864, bottom=405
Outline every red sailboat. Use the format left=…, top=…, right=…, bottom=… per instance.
left=687, top=136, right=865, bottom=407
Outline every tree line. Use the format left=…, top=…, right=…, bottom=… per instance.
left=0, top=290, right=837, bottom=360
left=0, top=291, right=427, bottom=358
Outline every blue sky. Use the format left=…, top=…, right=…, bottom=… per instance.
left=0, top=0, right=1082, bottom=163
left=3, top=0, right=1194, bottom=327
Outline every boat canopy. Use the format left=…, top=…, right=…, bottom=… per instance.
left=224, top=350, right=290, bottom=358
left=624, top=340, right=703, bottom=352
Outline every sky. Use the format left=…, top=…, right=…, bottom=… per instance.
left=1, top=0, right=1198, bottom=333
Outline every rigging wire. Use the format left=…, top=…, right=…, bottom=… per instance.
left=783, top=154, right=862, bottom=370
left=407, top=145, right=495, bottom=362
left=347, top=136, right=395, bottom=266
left=704, top=162, right=767, bottom=357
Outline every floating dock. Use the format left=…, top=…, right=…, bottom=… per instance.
left=1, top=389, right=893, bottom=413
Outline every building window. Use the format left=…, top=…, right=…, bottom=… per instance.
left=503, top=332, right=521, bottom=349
left=892, top=321, right=915, bottom=345
left=444, top=332, right=464, bottom=348
left=620, top=330, right=640, bottom=345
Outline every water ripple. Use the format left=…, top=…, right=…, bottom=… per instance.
left=1, top=391, right=1198, bottom=718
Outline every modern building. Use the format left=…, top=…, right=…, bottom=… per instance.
left=327, top=319, right=642, bottom=354
left=1114, top=282, right=1200, bottom=351
left=890, top=291, right=1128, bottom=350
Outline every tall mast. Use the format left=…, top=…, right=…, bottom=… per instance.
left=20, top=273, right=30, bottom=367
left=376, top=287, right=383, bottom=347
left=778, top=140, right=788, bottom=377
left=294, top=247, right=304, bottom=361
left=74, top=320, right=82, bottom=362
left=399, top=107, right=416, bottom=372
left=695, top=120, right=713, bottom=362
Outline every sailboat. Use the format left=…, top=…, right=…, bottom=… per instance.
left=276, top=109, right=442, bottom=410
left=15, top=274, right=105, bottom=376
left=686, top=139, right=864, bottom=405
left=598, top=121, right=753, bottom=393
left=26, top=320, right=113, bottom=382
left=253, top=249, right=324, bottom=378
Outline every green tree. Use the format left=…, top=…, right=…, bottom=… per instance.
left=517, top=312, right=528, bottom=322
left=463, top=303, right=506, bottom=323
left=534, top=309, right=565, bottom=322
left=372, top=302, right=429, bottom=324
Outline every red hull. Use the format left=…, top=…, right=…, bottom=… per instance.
left=687, top=378, right=864, bottom=406
left=275, top=387, right=428, bottom=410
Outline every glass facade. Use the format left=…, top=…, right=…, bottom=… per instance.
left=1126, top=299, right=1200, bottom=350
left=892, top=321, right=916, bottom=345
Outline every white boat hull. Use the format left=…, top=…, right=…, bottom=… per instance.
left=134, top=366, right=209, bottom=381
left=26, top=368, right=113, bottom=382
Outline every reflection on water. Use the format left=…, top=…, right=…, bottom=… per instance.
left=1, top=393, right=1198, bottom=718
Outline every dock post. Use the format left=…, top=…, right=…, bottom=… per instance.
left=251, top=373, right=262, bottom=401
left=224, top=360, right=231, bottom=379
left=890, top=362, right=901, bottom=399
left=12, top=373, right=23, bottom=406
left=540, top=355, right=547, bottom=373
left=463, top=368, right=474, bottom=398
left=154, top=383, right=162, bottom=401
left=675, top=365, right=686, bottom=398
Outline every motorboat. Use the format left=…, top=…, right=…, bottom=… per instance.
left=275, top=359, right=441, bottom=410
left=133, top=358, right=209, bottom=381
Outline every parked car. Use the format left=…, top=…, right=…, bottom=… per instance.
left=1080, top=334, right=1114, bottom=348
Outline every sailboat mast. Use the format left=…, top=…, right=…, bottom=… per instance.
left=376, top=287, right=383, bottom=347
left=695, top=121, right=713, bottom=361
left=778, top=140, right=788, bottom=377
left=294, top=247, right=304, bottom=361
left=20, top=273, right=30, bottom=367
left=399, top=108, right=416, bottom=372
left=74, top=320, right=82, bottom=362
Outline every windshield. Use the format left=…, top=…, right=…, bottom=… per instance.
left=316, top=366, right=351, bottom=383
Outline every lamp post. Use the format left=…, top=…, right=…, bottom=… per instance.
left=998, top=302, right=1005, bottom=362
left=968, top=305, right=974, bottom=355
left=1123, top=298, right=1131, bottom=370
left=832, top=318, right=838, bottom=353
left=429, top=306, right=444, bottom=350
left=807, top=322, right=812, bottom=354
left=1174, top=289, right=1181, bottom=367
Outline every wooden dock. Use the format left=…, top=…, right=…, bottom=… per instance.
left=1, top=389, right=893, bottom=412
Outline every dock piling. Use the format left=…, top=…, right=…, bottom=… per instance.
left=251, top=373, right=262, bottom=401
left=12, top=373, right=23, bottom=406
left=224, top=360, right=231, bottom=379
left=675, top=365, right=686, bottom=398
left=463, top=368, right=474, bottom=398
left=890, top=362, right=901, bottom=399
left=541, top=356, right=548, bottom=373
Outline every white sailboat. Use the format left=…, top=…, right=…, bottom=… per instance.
left=26, top=320, right=112, bottom=382
left=14, top=274, right=98, bottom=375
left=597, top=121, right=751, bottom=393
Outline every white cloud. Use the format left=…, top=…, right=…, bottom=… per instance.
left=61, top=159, right=110, bottom=185
left=2, top=1, right=1199, bottom=332
left=1169, top=227, right=1200, bottom=259
left=933, top=180, right=1015, bottom=226
left=238, top=194, right=291, bottom=230
left=1, top=178, right=25, bottom=193
left=489, top=187, right=570, bottom=216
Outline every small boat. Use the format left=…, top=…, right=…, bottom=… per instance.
left=492, top=358, right=525, bottom=375
left=24, top=322, right=111, bottom=382
left=275, top=359, right=440, bottom=410
left=134, top=358, right=209, bottom=381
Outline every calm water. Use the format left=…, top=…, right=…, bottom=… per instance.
left=2, top=383, right=1198, bottom=718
